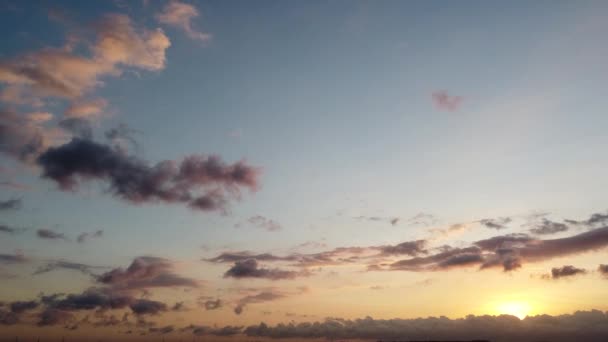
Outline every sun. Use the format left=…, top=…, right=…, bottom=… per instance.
left=496, top=301, right=531, bottom=319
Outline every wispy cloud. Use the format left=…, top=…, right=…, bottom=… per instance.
left=157, top=1, right=211, bottom=42
left=431, top=90, right=463, bottom=111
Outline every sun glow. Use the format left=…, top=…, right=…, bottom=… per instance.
left=496, top=301, right=531, bottom=319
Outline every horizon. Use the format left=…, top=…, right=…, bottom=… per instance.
left=1, top=1, right=608, bottom=341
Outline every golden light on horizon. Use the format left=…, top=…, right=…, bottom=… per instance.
left=496, top=301, right=532, bottom=319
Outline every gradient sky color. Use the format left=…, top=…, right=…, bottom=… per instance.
left=1, top=1, right=608, bottom=341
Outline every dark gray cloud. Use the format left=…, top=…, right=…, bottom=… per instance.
left=77, top=229, right=103, bottom=243
left=565, top=212, right=608, bottom=228
left=530, top=218, right=569, bottom=235
left=130, top=299, right=167, bottom=315
left=97, top=256, right=199, bottom=290
left=0, top=309, right=19, bottom=325
left=37, top=228, right=67, bottom=240
left=599, top=264, right=608, bottom=276
left=37, top=309, right=74, bottom=326
left=182, top=324, right=243, bottom=336
left=0, top=198, right=21, bottom=211
left=388, top=246, right=483, bottom=271
left=205, top=251, right=297, bottom=264
left=385, top=227, right=608, bottom=272
left=0, top=252, right=27, bottom=264
left=234, top=290, right=286, bottom=315
left=243, top=311, right=608, bottom=341
left=549, top=265, right=586, bottom=279
left=37, top=138, right=260, bottom=212
left=0, top=224, right=24, bottom=234
left=479, top=217, right=512, bottom=230
left=378, top=240, right=427, bottom=256
left=10, top=300, right=39, bottom=313
left=42, top=288, right=133, bottom=312
left=224, top=259, right=310, bottom=280
left=149, top=325, right=174, bottom=334
left=33, top=260, right=108, bottom=277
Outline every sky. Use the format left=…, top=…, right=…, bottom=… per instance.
left=1, top=0, right=608, bottom=341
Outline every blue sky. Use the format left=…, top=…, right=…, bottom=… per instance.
left=1, top=1, right=608, bottom=339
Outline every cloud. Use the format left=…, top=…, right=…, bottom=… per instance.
left=202, top=299, right=222, bottom=310
left=97, top=256, right=199, bottom=290
left=0, top=181, right=30, bottom=191
left=10, top=300, right=39, bottom=314
left=354, top=215, right=402, bottom=226
left=236, top=215, right=282, bottom=232
left=37, top=138, right=260, bottom=213
left=0, top=309, right=19, bottom=325
left=0, top=198, right=22, bottom=211
left=406, top=212, right=439, bottom=226
left=530, top=218, right=569, bottom=235
left=77, top=230, right=103, bottom=243
left=207, top=246, right=372, bottom=268
left=64, top=98, right=108, bottom=119
left=58, top=118, right=93, bottom=139
left=104, top=123, right=139, bottom=149
left=0, top=109, right=60, bottom=163
left=0, top=252, right=27, bottom=264
left=565, top=212, right=608, bottom=228
left=37, top=228, right=68, bottom=241
left=224, top=259, right=310, bottom=280
left=548, top=265, right=587, bottom=279
left=479, top=217, right=512, bottom=230
left=33, top=260, right=107, bottom=277
left=156, top=1, right=211, bottom=42
left=384, top=227, right=608, bottom=272
left=37, top=309, right=74, bottom=326
left=182, top=324, right=243, bottom=336
left=242, top=311, right=608, bottom=341
left=41, top=288, right=133, bottom=312
left=149, top=325, right=174, bottom=334
left=129, top=299, right=167, bottom=315
left=432, top=90, right=463, bottom=111
left=599, top=264, right=608, bottom=276
left=0, top=14, right=169, bottom=102
left=378, top=240, right=427, bottom=256
left=0, top=224, right=24, bottom=235
left=234, top=290, right=286, bottom=315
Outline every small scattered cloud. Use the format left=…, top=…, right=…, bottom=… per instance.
left=37, top=228, right=68, bottom=241
left=432, top=90, right=463, bottom=111
left=0, top=198, right=22, bottom=211
left=406, top=212, right=439, bottom=227
left=0, top=252, right=27, bottom=264
left=236, top=215, right=282, bottom=232
left=202, top=299, right=222, bottom=310
left=77, top=229, right=103, bottom=243
left=33, top=260, right=108, bottom=277
left=530, top=218, right=569, bottom=235
left=479, top=217, right=512, bottom=230
left=543, top=265, right=587, bottom=280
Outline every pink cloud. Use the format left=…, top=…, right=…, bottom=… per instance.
left=432, top=90, right=463, bottom=111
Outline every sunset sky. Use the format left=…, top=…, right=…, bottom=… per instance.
left=1, top=1, right=608, bottom=341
